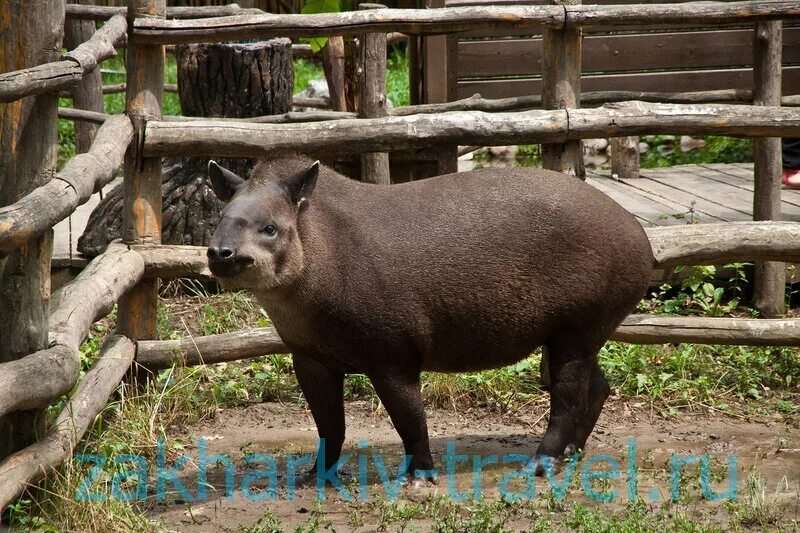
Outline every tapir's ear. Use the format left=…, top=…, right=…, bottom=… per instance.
left=288, top=160, right=319, bottom=206
left=208, top=160, right=245, bottom=202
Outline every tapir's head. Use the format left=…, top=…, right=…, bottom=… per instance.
left=206, top=157, right=319, bottom=291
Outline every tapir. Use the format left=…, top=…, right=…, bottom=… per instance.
left=206, top=155, right=653, bottom=482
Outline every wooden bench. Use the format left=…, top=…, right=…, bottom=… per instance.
left=411, top=0, right=800, bottom=174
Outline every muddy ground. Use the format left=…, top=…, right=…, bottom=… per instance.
left=146, top=398, right=799, bottom=532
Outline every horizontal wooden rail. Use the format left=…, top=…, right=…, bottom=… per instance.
left=141, top=101, right=800, bottom=158
left=0, top=114, right=133, bottom=255
left=131, top=1, right=800, bottom=44
left=136, top=311, right=800, bottom=371
left=65, top=3, right=260, bottom=21
left=646, top=221, right=800, bottom=269
left=0, top=14, right=126, bottom=103
left=0, top=335, right=135, bottom=512
left=138, top=327, right=286, bottom=369
left=612, top=315, right=800, bottom=346
left=0, top=243, right=143, bottom=420
left=59, top=92, right=800, bottom=127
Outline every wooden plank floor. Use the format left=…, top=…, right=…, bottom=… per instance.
left=586, top=163, right=800, bottom=227
left=53, top=163, right=800, bottom=266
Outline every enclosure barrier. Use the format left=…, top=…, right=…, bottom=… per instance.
left=2, top=0, right=800, bottom=513
left=0, top=115, right=133, bottom=254
left=130, top=1, right=800, bottom=44
left=140, top=102, right=800, bottom=157
left=0, top=14, right=126, bottom=103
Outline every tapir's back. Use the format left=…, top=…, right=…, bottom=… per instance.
left=271, top=167, right=653, bottom=372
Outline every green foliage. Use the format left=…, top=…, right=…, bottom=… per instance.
left=387, top=47, right=410, bottom=107
left=293, top=57, right=324, bottom=94
left=638, top=263, right=751, bottom=317
left=641, top=135, right=754, bottom=168
left=300, top=0, right=342, bottom=53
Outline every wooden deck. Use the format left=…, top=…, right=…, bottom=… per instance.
left=52, top=163, right=800, bottom=267
left=586, top=162, right=800, bottom=227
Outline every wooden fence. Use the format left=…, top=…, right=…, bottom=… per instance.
left=1, top=0, right=800, bottom=511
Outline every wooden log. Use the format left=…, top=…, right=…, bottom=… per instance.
left=610, top=136, right=640, bottom=180
left=645, top=221, right=800, bottom=269
left=65, top=1, right=105, bottom=154
left=137, top=327, right=287, bottom=369
left=0, top=243, right=144, bottom=420
left=0, top=335, right=136, bottom=513
left=566, top=1, right=800, bottom=28
left=131, top=2, right=800, bottom=45
left=136, top=311, right=800, bottom=372
left=118, top=0, right=165, bottom=344
left=141, top=102, right=800, bottom=158
left=0, top=0, right=62, bottom=461
left=752, top=21, right=785, bottom=318
left=541, top=0, right=584, bottom=178
left=0, top=14, right=126, bottom=103
left=66, top=4, right=262, bottom=21
left=359, top=4, right=391, bottom=185
left=0, top=114, right=133, bottom=255
left=132, top=6, right=564, bottom=44
left=613, top=315, right=800, bottom=346
left=322, top=36, right=348, bottom=112
left=135, top=243, right=211, bottom=279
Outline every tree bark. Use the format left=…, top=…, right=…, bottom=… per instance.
left=79, top=40, right=293, bottom=256
left=0, top=0, right=62, bottom=462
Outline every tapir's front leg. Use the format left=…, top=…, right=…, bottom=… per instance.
left=293, top=353, right=346, bottom=476
left=369, top=369, right=437, bottom=484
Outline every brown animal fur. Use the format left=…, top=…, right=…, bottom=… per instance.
left=207, top=156, right=654, bottom=481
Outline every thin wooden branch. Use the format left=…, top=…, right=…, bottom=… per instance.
left=646, top=221, right=800, bottom=269
left=65, top=3, right=261, bottom=21
left=86, top=83, right=178, bottom=95
left=613, top=315, right=800, bottom=346
left=132, top=5, right=564, bottom=44
left=0, top=243, right=144, bottom=419
left=0, top=14, right=127, bottom=103
left=142, top=102, right=800, bottom=158
left=0, top=114, right=133, bottom=255
left=0, top=335, right=136, bottom=512
left=137, top=327, right=286, bottom=369
left=131, top=2, right=800, bottom=45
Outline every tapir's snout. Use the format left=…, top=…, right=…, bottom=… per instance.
left=207, top=242, right=254, bottom=278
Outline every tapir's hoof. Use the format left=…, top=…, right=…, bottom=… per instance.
left=295, top=465, right=353, bottom=488
left=523, top=447, right=581, bottom=477
left=400, top=470, right=439, bottom=488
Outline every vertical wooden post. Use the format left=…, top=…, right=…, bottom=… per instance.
left=322, top=36, right=347, bottom=113
left=610, top=136, right=640, bottom=180
left=118, top=0, right=165, bottom=345
left=358, top=3, right=391, bottom=185
left=422, top=0, right=458, bottom=175
left=752, top=21, right=785, bottom=317
left=64, top=0, right=105, bottom=154
left=542, top=0, right=584, bottom=178
left=0, top=0, right=62, bottom=461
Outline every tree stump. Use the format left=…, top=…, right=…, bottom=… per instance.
left=78, top=40, right=293, bottom=256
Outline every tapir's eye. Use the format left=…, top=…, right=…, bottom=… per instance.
left=261, top=224, right=277, bottom=236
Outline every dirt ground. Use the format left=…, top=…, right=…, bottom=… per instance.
left=145, top=399, right=799, bottom=532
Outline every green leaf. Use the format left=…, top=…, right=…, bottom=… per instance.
left=301, top=0, right=341, bottom=53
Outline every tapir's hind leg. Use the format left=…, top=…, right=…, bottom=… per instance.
left=534, top=333, right=608, bottom=466
left=574, top=360, right=610, bottom=451
left=534, top=355, right=592, bottom=464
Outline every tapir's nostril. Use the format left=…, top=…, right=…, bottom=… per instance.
left=207, top=246, right=235, bottom=262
